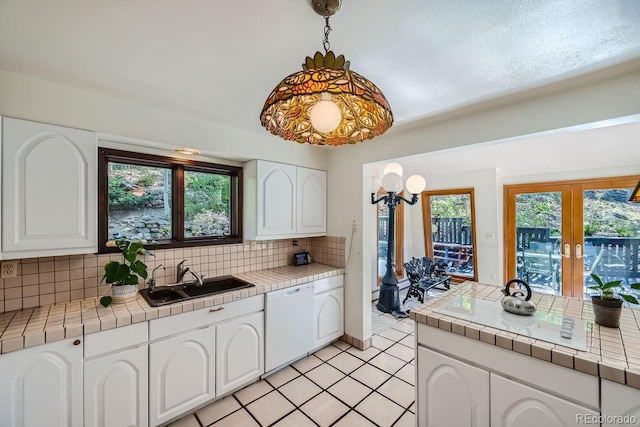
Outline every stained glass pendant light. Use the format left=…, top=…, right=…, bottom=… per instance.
left=260, top=0, right=393, bottom=146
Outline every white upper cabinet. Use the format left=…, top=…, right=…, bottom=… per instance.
left=1, top=117, right=97, bottom=258
left=257, top=160, right=297, bottom=237
left=244, top=160, right=326, bottom=240
left=297, top=167, right=327, bottom=235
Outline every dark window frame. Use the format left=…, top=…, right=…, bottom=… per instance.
left=98, top=148, right=242, bottom=253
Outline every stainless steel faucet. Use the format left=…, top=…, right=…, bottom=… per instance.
left=148, top=264, right=165, bottom=293
left=176, top=259, right=204, bottom=286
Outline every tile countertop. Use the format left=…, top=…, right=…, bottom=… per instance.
left=410, top=281, right=640, bottom=390
left=0, top=263, right=344, bottom=354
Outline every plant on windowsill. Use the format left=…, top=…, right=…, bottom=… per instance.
left=587, top=273, right=640, bottom=328
left=99, top=238, right=154, bottom=307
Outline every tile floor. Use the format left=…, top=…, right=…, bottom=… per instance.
left=169, top=288, right=442, bottom=427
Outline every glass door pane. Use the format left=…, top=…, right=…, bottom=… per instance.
left=506, top=177, right=638, bottom=299
left=581, top=186, right=640, bottom=300
left=429, top=194, right=475, bottom=279
left=513, top=191, right=563, bottom=295
left=422, top=189, right=477, bottom=282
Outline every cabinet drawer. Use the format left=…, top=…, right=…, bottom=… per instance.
left=149, top=295, right=263, bottom=341
left=84, top=322, right=148, bottom=359
left=314, top=275, right=344, bottom=294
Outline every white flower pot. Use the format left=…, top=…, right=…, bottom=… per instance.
left=111, top=284, right=139, bottom=304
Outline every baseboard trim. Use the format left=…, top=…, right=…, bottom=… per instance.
left=341, top=333, right=371, bottom=350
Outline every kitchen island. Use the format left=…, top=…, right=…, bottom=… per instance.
left=410, top=281, right=640, bottom=427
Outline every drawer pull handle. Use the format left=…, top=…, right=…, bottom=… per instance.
left=73, top=339, right=81, bottom=346
left=210, top=307, right=225, bottom=313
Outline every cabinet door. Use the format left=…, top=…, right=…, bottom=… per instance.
left=0, top=338, right=83, bottom=427
left=1, top=117, right=97, bottom=256
left=84, top=345, right=148, bottom=427
left=257, top=160, right=296, bottom=236
left=215, top=311, right=264, bottom=396
left=417, top=346, right=489, bottom=427
left=149, top=327, right=215, bottom=426
left=296, top=167, right=326, bottom=235
left=313, top=287, right=344, bottom=349
left=601, top=379, right=640, bottom=426
left=491, top=373, right=598, bottom=427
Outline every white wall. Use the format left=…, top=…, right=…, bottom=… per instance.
left=328, top=66, right=640, bottom=343
left=0, top=70, right=328, bottom=170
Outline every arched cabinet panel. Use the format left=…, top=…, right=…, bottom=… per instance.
left=0, top=338, right=83, bottom=427
left=84, top=346, right=148, bottom=427
left=215, top=311, right=264, bottom=396
left=1, top=117, right=97, bottom=257
left=297, top=167, right=326, bottom=234
left=149, top=327, right=215, bottom=426
left=417, top=346, right=490, bottom=427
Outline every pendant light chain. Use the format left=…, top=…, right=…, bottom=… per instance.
left=323, top=16, right=332, bottom=54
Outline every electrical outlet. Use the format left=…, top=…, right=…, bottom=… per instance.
left=1, top=261, right=18, bottom=278
left=250, top=241, right=258, bottom=250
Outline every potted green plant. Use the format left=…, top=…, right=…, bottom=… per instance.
left=588, top=273, right=640, bottom=328
left=100, top=238, right=154, bottom=307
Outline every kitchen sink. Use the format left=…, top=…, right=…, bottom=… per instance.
left=139, top=276, right=255, bottom=307
left=182, top=276, right=254, bottom=297
left=139, top=286, right=189, bottom=307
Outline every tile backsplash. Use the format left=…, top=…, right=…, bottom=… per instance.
left=0, top=236, right=345, bottom=313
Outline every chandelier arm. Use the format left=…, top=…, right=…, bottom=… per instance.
left=398, top=194, right=420, bottom=205
left=371, top=193, right=388, bottom=205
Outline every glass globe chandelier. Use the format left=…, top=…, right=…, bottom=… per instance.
left=260, top=0, right=393, bottom=146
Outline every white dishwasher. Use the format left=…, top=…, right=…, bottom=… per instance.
left=265, top=282, right=315, bottom=372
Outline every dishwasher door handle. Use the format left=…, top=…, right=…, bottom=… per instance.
left=285, top=288, right=301, bottom=296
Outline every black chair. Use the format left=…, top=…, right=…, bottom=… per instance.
left=402, top=257, right=451, bottom=304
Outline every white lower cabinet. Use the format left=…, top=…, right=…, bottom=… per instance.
left=417, top=347, right=490, bottom=427
left=85, top=345, right=149, bottom=427
left=312, top=275, right=344, bottom=350
left=148, top=295, right=264, bottom=426
left=417, top=324, right=601, bottom=427
left=601, top=379, right=640, bottom=426
left=149, top=326, right=216, bottom=426
left=216, top=311, right=264, bottom=396
left=84, top=322, right=149, bottom=427
left=491, top=374, right=598, bottom=427
left=0, top=337, right=83, bottom=427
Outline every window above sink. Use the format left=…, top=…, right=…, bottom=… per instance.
left=98, top=148, right=242, bottom=253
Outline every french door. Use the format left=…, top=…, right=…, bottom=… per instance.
left=504, top=176, right=640, bottom=298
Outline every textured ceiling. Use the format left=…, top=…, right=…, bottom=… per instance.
left=1, top=0, right=639, bottom=135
